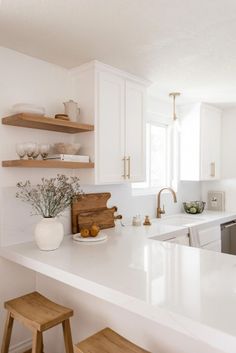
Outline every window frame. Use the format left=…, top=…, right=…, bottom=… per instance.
left=132, top=120, right=170, bottom=196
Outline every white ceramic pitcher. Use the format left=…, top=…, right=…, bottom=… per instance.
left=63, top=100, right=80, bottom=122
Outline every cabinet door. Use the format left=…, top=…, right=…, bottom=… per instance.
left=176, top=234, right=190, bottom=246
left=180, top=104, right=201, bottom=181
left=96, top=71, right=125, bottom=184
left=125, top=81, right=146, bottom=182
left=200, top=105, right=221, bottom=180
left=201, top=240, right=221, bottom=252
left=164, top=234, right=190, bottom=246
left=180, top=103, right=221, bottom=181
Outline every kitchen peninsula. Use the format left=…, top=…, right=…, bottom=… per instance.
left=3, top=2, right=236, bottom=353
left=1, top=212, right=236, bottom=353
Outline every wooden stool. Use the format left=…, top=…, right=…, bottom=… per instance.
left=1, top=291, right=74, bottom=353
left=74, top=328, right=150, bottom=353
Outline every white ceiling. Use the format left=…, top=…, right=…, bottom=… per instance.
left=1, top=0, right=236, bottom=105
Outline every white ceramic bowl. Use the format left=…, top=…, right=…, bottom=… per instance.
left=12, top=103, right=45, bottom=116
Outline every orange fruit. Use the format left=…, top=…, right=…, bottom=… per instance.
left=80, top=228, right=90, bottom=238
left=90, top=224, right=100, bottom=237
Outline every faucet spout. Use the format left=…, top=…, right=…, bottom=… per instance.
left=157, top=187, right=177, bottom=218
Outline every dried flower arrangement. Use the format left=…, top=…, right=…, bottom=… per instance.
left=16, top=174, right=83, bottom=218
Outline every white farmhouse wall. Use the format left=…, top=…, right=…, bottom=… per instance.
left=0, top=46, right=201, bottom=350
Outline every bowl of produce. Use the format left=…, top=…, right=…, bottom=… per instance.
left=183, top=201, right=206, bottom=214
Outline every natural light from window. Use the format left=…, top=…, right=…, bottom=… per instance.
left=150, top=123, right=167, bottom=187
left=133, top=122, right=168, bottom=192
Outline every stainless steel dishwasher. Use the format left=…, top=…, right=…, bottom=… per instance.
left=221, top=220, right=236, bottom=255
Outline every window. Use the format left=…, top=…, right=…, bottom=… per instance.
left=149, top=123, right=168, bottom=188
left=133, top=122, right=169, bottom=192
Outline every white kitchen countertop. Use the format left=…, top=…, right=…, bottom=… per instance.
left=1, top=211, right=236, bottom=352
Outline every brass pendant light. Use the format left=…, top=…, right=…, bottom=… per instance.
left=169, top=92, right=181, bottom=120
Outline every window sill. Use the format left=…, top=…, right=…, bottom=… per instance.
left=132, top=187, right=165, bottom=196
left=132, top=184, right=179, bottom=196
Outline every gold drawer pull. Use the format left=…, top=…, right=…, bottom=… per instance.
left=127, top=156, right=131, bottom=179
left=210, top=162, right=215, bottom=177
left=122, top=157, right=127, bottom=179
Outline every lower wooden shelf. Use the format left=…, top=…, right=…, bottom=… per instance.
left=2, top=160, right=94, bottom=169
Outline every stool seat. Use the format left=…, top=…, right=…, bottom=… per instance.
left=5, top=291, right=73, bottom=332
left=2, top=291, right=74, bottom=353
left=74, top=328, right=150, bottom=353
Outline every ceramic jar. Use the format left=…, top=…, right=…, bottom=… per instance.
left=34, top=218, right=64, bottom=251
left=63, top=100, right=80, bottom=122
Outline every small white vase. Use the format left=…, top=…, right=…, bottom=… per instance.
left=63, top=100, right=80, bottom=122
left=34, top=218, right=64, bottom=251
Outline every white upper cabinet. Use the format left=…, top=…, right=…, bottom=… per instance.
left=72, top=61, right=148, bottom=184
left=180, top=103, right=221, bottom=181
left=96, top=71, right=125, bottom=183
left=200, top=104, right=221, bottom=180
left=125, top=81, right=146, bottom=182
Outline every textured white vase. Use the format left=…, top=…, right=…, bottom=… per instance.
left=34, top=218, right=64, bottom=251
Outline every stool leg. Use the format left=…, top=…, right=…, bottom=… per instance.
left=32, top=331, right=43, bottom=353
left=62, top=319, right=74, bottom=353
left=1, top=312, right=14, bottom=353
left=41, top=334, right=44, bottom=353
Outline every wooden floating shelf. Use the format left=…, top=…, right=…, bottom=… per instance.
left=2, top=160, right=94, bottom=169
left=2, top=113, right=94, bottom=134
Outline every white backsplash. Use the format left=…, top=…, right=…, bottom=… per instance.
left=0, top=48, right=202, bottom=247
left=0, top=181, right=201, bottom=247
left=201, top=179, right=236, bottom=212
left=0, top=46, right=203, bottom=350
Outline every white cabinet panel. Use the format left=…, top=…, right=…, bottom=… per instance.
left=197, top=225, right=221, bottom=246
left=73, top=61, right=147, bottom=185
left=180, top=104, right=201, bottom=181
left=97, top=71, right=125, bottom=183
left=201, top=240, right=221, bottom=252
left=125, top=81, right=146, bottom=182
left=200, top=105, right=221, bottom=180
left=180, top=103, right=221, bottom=181
left=97, top=74, right=146, bottom=184
left=164, top=234, right=190, bottom=246
left=176, top=234, right=190, bottom=246
left=170, top=234, right=190, bottom=246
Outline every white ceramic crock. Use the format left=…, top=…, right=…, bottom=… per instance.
left=63, top=99, right=80, bottom=122
left=34, top=218, right=64, bottom=251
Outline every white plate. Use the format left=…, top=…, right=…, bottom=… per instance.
left=12, top=103, right=45, bottom=116
left=72, top=231, right=108, bottom=243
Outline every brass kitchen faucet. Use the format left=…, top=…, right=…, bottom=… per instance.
left=157, top=187, right=177, bottom=218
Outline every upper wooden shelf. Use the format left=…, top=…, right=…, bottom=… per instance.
left=2, top=113, right=94, bottom=134
left=2, top=160, right=94, bottom=169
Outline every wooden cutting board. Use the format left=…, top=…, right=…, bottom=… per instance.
left=78, top=207, right=117, bottom=231
left=71, top=192, right=120, bottom=233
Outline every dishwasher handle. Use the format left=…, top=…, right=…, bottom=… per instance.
left=221, top=221, right=236, bottom=230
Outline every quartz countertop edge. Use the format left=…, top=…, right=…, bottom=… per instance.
left=1, top=211, right=236, bottom=353
left=0, top=240, right=235, bottom=353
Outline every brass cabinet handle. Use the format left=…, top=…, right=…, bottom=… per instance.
left=210, top=162, right=215, bottom=177
left=127, top=156, right=131, bottom=179
left=122, top=156, right=127, bottom=179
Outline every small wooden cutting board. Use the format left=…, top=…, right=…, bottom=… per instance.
left=71, top=193, right=120, bottom=233
left=78, top=207, right=117, bottom=231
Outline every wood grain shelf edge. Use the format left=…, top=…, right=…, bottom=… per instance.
left=2, top=160, right=95, bottom=169
left=2, top=113, right=94, bottom=134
